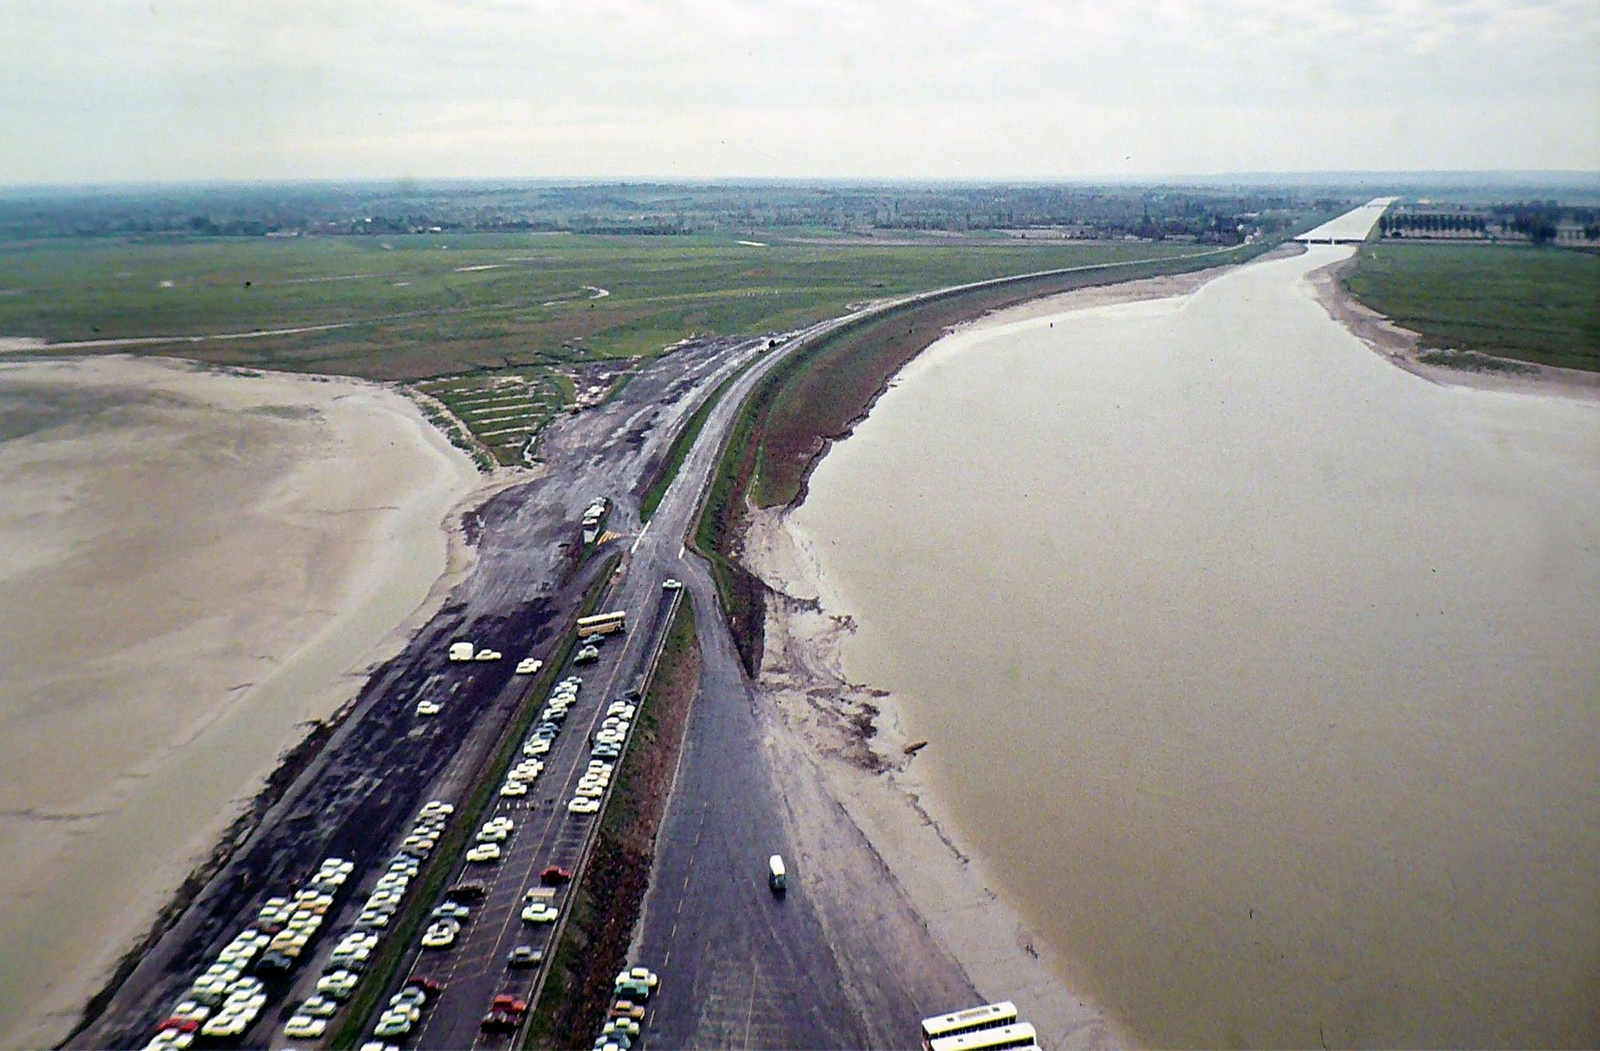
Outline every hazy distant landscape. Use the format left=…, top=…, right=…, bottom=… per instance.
left=3, top=1, right=1597, bottom=1048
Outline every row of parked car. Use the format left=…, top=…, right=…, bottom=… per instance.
left=280, top=800, right=453, bottom=1043
left=143, top=855, right=356, bottom=1049
left=593, top=965, right=661, bottom=1051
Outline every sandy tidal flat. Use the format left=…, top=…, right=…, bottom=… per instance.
left=0, top=355, right=480, bottom=1048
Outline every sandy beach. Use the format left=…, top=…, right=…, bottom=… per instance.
left=733, top=268, right=1250, bottom=1050
left=0, top=355, right=482, bottom=1048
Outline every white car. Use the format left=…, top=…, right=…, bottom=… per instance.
left=521, top=901, right=559, bottom=923
left=373, top=1012, right=413, bottom=1038
left=284, top=1015, right=327, bottom=1039
left=420, top=800, right=455, bottom=817
left=465, top=843, right=501, bottom=863
left=616, top=966, right=660, bottom=989
left=420, top=921, right=459, bottom=948
left=501, top=780, right=528, bottom=797
left=523, top=738, right=551, bottom=756
left=662, top=578, right=683, bottom=591
left=201, top=1013, right=247, bottom=1038
left=316, top=970, right=360, bottom=997
left=515, top=657, right=543, bottom=675
left=299, top=995, right=339, bottom=1018
left=416, top=700, right=441, bottom=717
left=568, top=796, right=601, bottom=815
left=575, top=782, right=605, bottom=798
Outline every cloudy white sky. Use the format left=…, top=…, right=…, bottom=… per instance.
left=2, top=0, right=1596, bottom=184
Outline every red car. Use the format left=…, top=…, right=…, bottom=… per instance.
left=156, top=1018, right=199, bottom=1034
left=490, top=993, right=528, bottom=1016
left=539, top=865, right=573, bottom=886
left=406, top=975, right=443, bottom=993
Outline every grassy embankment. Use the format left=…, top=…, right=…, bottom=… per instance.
left=0, top=235, right=1203, bottom=465
left=692, top=236, right=1304, bottom=674
left=327, top=555, right=618, bottom=1050
left=1344, top=242, right=1600, bottom=372
left=522, top=599, right=701, bottom=1049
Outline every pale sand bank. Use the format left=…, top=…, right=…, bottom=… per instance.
left=0, top=355, right=482, bottom=1048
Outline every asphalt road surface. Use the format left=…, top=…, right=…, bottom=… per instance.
left=76, top=288, right=991, bottom=1049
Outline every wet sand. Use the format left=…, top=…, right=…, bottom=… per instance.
left=0, top=355, right=481, bottom=1048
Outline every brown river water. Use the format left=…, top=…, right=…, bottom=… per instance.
left=789, top=244, right=1600, bottom=1048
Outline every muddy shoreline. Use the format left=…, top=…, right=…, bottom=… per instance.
left=731, top=266, right=1266, bottom=1048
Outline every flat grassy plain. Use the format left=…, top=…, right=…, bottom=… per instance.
left=0, top=233, right=1202, bottom=380
left=0, top=232, right=1208, bottom=466
left=1344, top=242, right=1600, bottom=371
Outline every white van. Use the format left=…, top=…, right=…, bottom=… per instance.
left=767, top=854, right=787, bottom=894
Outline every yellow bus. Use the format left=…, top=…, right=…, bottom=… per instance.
left=919, top=1002, right=1017, bottom=1050
left=576, top=611, right=626, bottom=638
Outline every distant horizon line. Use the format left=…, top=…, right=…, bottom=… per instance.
left=2, top=169, right=1599, bottom=196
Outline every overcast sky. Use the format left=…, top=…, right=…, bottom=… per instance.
left=2, top=0, right=1596, bottom=185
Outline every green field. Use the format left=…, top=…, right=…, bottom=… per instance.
left=0, top=232, right=1218, bottom=465
left=1343, top=242, right=1600, bottom=372
left=0, top=233, right=1205, bottom=380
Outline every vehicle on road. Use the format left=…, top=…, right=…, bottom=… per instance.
left=316, top=970, right=359, bottom=999
left=521, top=900, right=559, bottom=923
left=926, top=1021, right=1038, bottom=1051
left=432, top=902, right=470, bottom=921
left=283, top=1015, right=326, bottom=1039
left=444, top=882, right=485, bottom=902
left=507, top=946, right=543, bottom=968
left=415, top=700, right=441, bottom=717
left=919, top=1001, right=1019, bottom=1050
left=662, top=578, right=683, bottom=591
left=466, top=843, right=501, bottom=863
left=501, top=779, right=528, bottom=797
left=421, top=921, right=460, bottom=948
left=373, top=1012, right=413, bottom=1038
left=298, top=995, right=338, bottom=1018
left=568, top=796, right=600, bottom=815
left=575, top=645, right=600, bottom=664
left=609, top=1000, right=645, bottom=1022
left=604, top=1016, right=642, bottom=1039
left=577, top=611, right=627, bottom=637
left=481, top=1011, right=518, bottom=1033
left=524, top=738, right=551, bottom=756
left=769, top=854, right=787, bottom=894
left=515, top=657, right=543, bottom=675
left=541, top=865, right=574, bottom=885
left=491, top=993, right=529, bottom=1016
left=616, top=966, right=659, bottom=990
